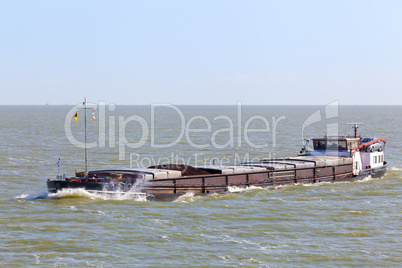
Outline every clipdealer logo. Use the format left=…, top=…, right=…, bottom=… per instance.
left=64, top=101, right=286, bottom=161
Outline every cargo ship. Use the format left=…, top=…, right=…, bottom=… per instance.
left=47, top=124, right=387, bottom=201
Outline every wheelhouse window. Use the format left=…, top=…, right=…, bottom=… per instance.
left=350, top=140, right=359, bottom=150
left=313, top=139, right=348, bottom=151
left=314, top=140, right=326, bottom=150
left=326, top=140, right=347, bottom=151
left=338, top=141, right=347, bottom=150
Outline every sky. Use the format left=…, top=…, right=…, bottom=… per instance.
left=0, top=0, right=401, bottom=105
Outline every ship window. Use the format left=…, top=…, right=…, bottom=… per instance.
left=327, top=141, right=338, bottom=150
left=338, top=141, right=347, bottom=150
left=351, top=141, right=359, bottom=148
left=314, top=140, right=326, bottom=150
left=326, top=140, right=347, bottom=150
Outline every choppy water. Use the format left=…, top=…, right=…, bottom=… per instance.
left=0, top=105, right=401, bottom=267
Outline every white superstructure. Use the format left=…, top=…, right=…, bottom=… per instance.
left=303, top=136, right=386, bottom=176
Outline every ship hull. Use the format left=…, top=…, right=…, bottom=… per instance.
left=47, top=162, right=388, bottom=202
left=355, top=164, right=388, bottom=179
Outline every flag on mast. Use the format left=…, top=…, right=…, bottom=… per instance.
left=74, top=111, right=78, bottom=122
left=92, top=109, right=96, bottom=121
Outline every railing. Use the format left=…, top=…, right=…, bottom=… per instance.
left=351, top=138, right=386, bottom=151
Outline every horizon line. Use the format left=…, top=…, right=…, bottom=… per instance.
left=0, top=103, right=400, bottom=106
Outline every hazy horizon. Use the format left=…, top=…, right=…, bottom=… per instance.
left=0, top=103, right=400, bottom=107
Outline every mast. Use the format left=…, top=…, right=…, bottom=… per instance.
left=346, top=122, right=363, bottom=138
left=84, top=98, right=88, bottom=180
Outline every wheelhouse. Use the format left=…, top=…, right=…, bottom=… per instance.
left=306, top=136, right=360, bottom=157
left=313, top=137, right=360, bottom=152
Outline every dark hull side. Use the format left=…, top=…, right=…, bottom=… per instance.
left=356, top=164, right=387, bottom=179
left=47, top=164, right=388, bottom=202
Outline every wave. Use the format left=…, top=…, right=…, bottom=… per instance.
left=173, top=192, right=198, bottom=203
left=15, top=188, right=148, bottom=202
left=357, top=175, right=374, bottom=182
left=14, top=192, right=49, bottom=200
left=51, top=188, right=149, bottom=201
left=227, top=185, right=264, bottom=193
left=389, top=166, right=402, bottom=171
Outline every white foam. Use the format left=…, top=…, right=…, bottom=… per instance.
left=14, top=192, right=49, bottom=200
left=389, top=166, right=402, bottom=171
left=358, top=175, right=373, bottom=182
left=47, top=188, right=148, bottom=202
left=173, top=192, right=195, bottom=203
left=14, top=194, right=28, bottom=199
left=227, top=185, right=264, bottom=193
left=48, top=188, right=97, bottom=199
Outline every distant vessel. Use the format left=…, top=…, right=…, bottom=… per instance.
left=47, top=118, right=387, bottom=201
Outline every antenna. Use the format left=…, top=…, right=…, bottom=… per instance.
left=346, top=122, right=363, bottom=138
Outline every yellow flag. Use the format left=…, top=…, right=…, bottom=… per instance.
left=74, top=111, right=78, bottom=122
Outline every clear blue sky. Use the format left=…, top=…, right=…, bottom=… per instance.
left=1, top=0, right=401, bottom=105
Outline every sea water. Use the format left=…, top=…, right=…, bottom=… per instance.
left=0, top=105, right=400, bottom=267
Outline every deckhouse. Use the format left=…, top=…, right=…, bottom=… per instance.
left=303, top=136, right=360, bottom=157
left=302, top=135, right=386, bottom=177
